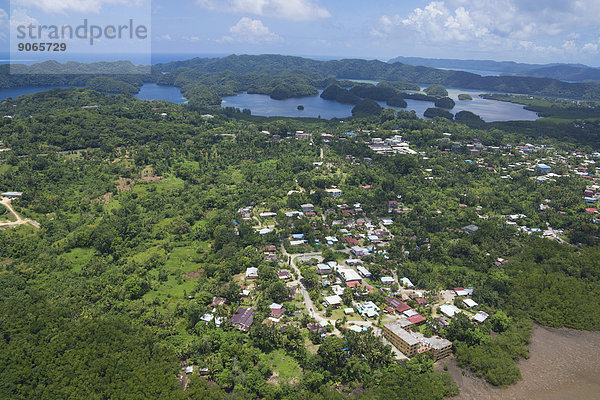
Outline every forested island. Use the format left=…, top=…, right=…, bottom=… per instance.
left=1, top=57, right=600, bottom=399
left=4, top=54, right=600, bottom=105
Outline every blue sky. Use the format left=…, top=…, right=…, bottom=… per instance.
left=1, top=0, right=600, bottom=65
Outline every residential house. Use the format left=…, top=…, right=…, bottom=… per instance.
left=231, top=308, right=254, bottom=331
left=472, top=311, right=489, bottom=324
left=301, top=204, right=315, bottom=213
left=462, top=225, right=480, bottom=235
left=326, top=188, right=343, bottom=198
left=339, top=268, right=362, bottom=286
left=269, top=303, right=285, bottom=318
left=277, top=270, right=293, bottom=280
left=536, top=164, right=552, bottom=174
left=351, top=246, right=369, bottom=256
left=357, top=266, right=372, bottom=278
left=324, top=295, right=343, bottom=308
left=358, top=301, right=380, bottom=318
left=317, top=264, right=332, bottom=275
left=463, top=299, right=478, bottom=308
left=1, top=192, right=22, bottom=198
left=381, top=276, right=395, bottom=285
left=386, top=297, right=411, bottom=314
left=210, top=297, right=228, bottom=307
left=245, top=267, right=258, bottom=280
left=401, top=277, right=414, bottom=288
left=440, top=304, right=461, bottom=318
left=344, top=237, right=359, bottom=246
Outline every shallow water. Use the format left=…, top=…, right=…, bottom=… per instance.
left=441, top=324, right=600, bottom=400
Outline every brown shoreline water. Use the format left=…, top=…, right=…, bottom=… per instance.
left=438, top=324, right=600, bottom=400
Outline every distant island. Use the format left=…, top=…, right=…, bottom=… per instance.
left=388, top=55, right=600, bottom=82
left=4, top=55, right=600, bottom=106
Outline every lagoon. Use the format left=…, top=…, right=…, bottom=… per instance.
left=0, top=83, right=187, bottom=104
left=221, top=87, right=539, bottom=122
left=134, top=83, right=187, bottom=104
left=0, top=83, right=539, bottom=122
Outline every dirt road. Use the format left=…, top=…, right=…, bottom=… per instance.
left=0, top=198, right=40, bottom=229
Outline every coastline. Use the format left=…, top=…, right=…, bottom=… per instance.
left=437, top=324, right=600, bottom=399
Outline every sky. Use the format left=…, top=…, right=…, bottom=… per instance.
left=1, top=0, right=600, bottom=66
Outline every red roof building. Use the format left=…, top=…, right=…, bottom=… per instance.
left=416, top=297, right=429, bottom=306
left=346, top=281, right=361, bottom=288
left=271, top=308, right=285, bottom=318
left=344, top=237, right=359, bottom=246
left=408, top=314, right=426, bottom=325
left=386, top=297, right=411, bottom=313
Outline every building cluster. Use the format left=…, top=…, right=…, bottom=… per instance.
left=367, top=135, right=417, bottom=155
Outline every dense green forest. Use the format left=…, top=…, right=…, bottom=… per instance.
left=5, top=54, right=600, bottom=104
left=1, top=87, right=600, bottom=399
left=155, top=54, right=600, bottom=100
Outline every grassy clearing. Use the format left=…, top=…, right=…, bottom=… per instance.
left=145, top=273, right=197, bottom=303
left=164, top=246, right=200, bottom=273
left=0, top=164, right=11, bottom=175
left=262, top=349, right=302, bottom=383
left=62, top=248, right=96, bottom=272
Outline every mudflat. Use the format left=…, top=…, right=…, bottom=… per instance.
left=440, top=324, right=600, bottom=400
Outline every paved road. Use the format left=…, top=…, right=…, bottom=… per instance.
left=0, top=198, right=40, bottom=229
left=281, top=244, right=323, bottom=321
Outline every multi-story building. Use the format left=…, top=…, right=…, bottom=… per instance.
left=383, top=321, right=420, bottom=358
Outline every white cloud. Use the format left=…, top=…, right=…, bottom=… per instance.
left=10, top=8, right=38, bottom=28
left=582, top=43, right=598, bottom=54
left=197, top=0, right=330, bottom=21
left=0, top=8, right=7, bottom=40
left=220, top=17, right=282, bottom=43
left=12, top=0, right=145, bottom=14
left=561, top=40, right=577, bottom=53
left=371, top=0, right=600, bottom=58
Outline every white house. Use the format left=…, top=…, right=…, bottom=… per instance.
left=324, top=295, right=342, bottom=308
left=401, top=277, right=414, bottom=288
left=246, top=267, right=258, bottom=280
left=440, top=304, right=461, bottom=318
left=472, top=311, right=489, bottom=323
left=463, top=299, right=478, bottom=308
left=381, top=276, right=395, bottom=285
left=339, top=268, right=362, bottom=283
left=325, top=236, right=338, bottom=244
left=357, top=266, right=372, bottom=278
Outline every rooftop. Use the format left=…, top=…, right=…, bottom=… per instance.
left=384, top=322, right=419, bottom=345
